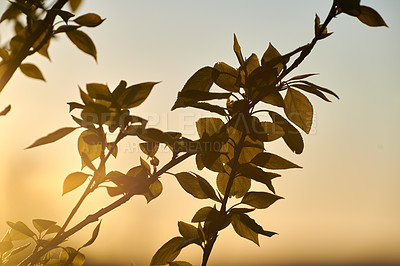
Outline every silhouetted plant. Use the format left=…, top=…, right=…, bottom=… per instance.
left=0, top=0, right=103, bottom=115
left=0, top=0, right=387, bottom=265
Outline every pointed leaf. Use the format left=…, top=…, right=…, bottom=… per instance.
left=251, top=152, right=301, bottom=170
left=74, top=13, right=105, bottom=27
left=9, top=243, right=31, bottom=257
left=213, top=62, right=240, bottom=92
left=66, top=30, right=97, bottom=61
left=63, top=172, right=90, bottom=195
left=196, top=117, right=225, bottom=138
left=237, top=213, right=276, bottom=237
left=145, top=179, right=163, bottom=203
left=357, top=6, right=388, bottom=27
left=233, top=34, right=245, bottom=66
left=241, top=191, right=283, bottom=209
left=288, top=73, right=319, bottom=81
left=69, top=0, right=82, bottom=11
left=175, top=172, right=208, bottom=199
left=290, top=84, right=330, bottom=102
left=119, top=82, right=159, bottom=108
left=0, top=105, right=11, bottom=116
left=284, top=88, right=313, bottom=134
left=231, top=214, right=259, bottom=245
left=20, top=63, right=45, bottom=81
left=26, top=127, right=78, bottom=149
left=180, top=66, right=214, bottom=93
left=188, top=102, right=227, bottom=116
left=191, top=207, right=219, bottom=223
left=78, top=130, right=102, bottom=169
left=178, top=221, right=199, bottom=240
left=80, top=221, right=101, bottom=249
left=32, top=219, right=56, bottom=233
left=7, top=221, right=36, bottom=238
left=150, top=237, right=185, bottom=266
left=269, top=111, right=304, bottom=154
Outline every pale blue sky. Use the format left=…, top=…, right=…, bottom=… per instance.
left=1, top=1, right=399, bottom=265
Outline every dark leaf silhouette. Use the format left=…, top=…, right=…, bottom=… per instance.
left=251, top=152, right=301, bottom=170
left=269, top=111, right=304, bottom=154
left=0, top=105, right=11, bottom=116
left=74, top=13, right=105, bottom=27
left=357, top=6, right=388, bottom=27
left=32, top=219, right=56, bottom=233
left=284, top=88, right=313, bottom=134
left=80, top=221, right=101, bottom=249
left=66, top=30, right=97, bottom=61
left=26, top=127, right=78, bottom=149
left=241, top=191, right=283, bottom=209
left=19, top=63, right=45, bottom=81
left=151, top=237, right=185, bottom=266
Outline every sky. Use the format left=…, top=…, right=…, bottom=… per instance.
left=1, top=0, right=399, bottom=265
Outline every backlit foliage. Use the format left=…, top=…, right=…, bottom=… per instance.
left=0, top=0, right=387, bottom=265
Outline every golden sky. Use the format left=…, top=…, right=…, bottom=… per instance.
left=1, top=1, right=399, bottom=265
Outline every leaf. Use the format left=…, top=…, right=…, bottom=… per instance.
left=188, top=102, right=227, bottom=116
left=251, top=152, right=301, bottom=170
left=217, top=172, right=250, bottom=198
left=26, top=127, right=78, bottom=149
left=0, top=105, right=11, bottom=116
left=236, top=213, right=276, bottom=237
left=119, top=82, right=159, bottom=108
left=66, top=30, right=97, bottom=61
left=80, top=221, right=101, bottom=249
left=194, top=173, right=220, bottom=202
left=213, top=62, right=240, bottom=92
left=150, top=237, right=185, bottom=266
left=261, top=43, right=284, bottom=73
left=241, top=191, right=283, bottom=209
left=9, top=243, right=31, bottom=257
left=233, top=34, right=245, bottom=66
left=262, top=92, right=285, bottom=108
left=78, top=130, right=102, bottom=169
left=196, top=117, right=225, bottom=138
left=20, top=63, right=45, bottom=81
left=231, top=214, right=259, bottom=245
left=237, top=164, right=280, bottom=193
left=175, top=172, right=209, bottom=199
left=69, top=0, right=82, bottom=11
left=191, top=206, right=219, bottom=223
left=86, top=83, right=111, bottom=101
left=145, top=180, right=163, bottom=203
left=357, top=6, right=388, bottom=27
left=314, top=14, right=332, bottom=40
left=7, top=221, right=36, bottom=238
left=54, top=25, right=81, bottom=34
left=290, top=84, right=330, bottom=102
left=288, top=73, right=319, bottom=81
left=178, top=222, right=199, bottom=240
left=245, top=53, right=260, bottom=76
left=0, top=232, right=13, bottom=253
left=269, top=111, right=304, bottom=154
left=63, top=172, right=90, bottom=195
left=284, top=88, right=313, bottom=134
left=45, top=224, right=61, bottom=235
left=179, top=67, right=214, bottom=93
left=74, top=13, right=105, bottom=27
left=32, top=219, right=56, bottom=233
left=291, top=80, right=339, bottom=100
